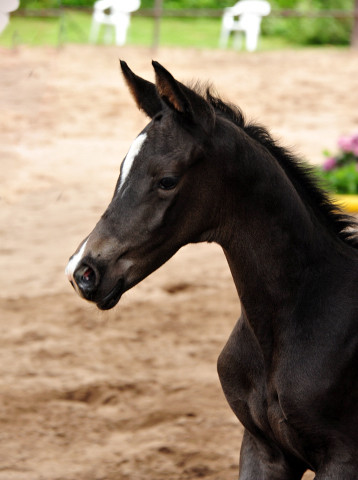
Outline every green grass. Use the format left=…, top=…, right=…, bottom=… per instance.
left=0, top=11, right=300, bottom=49
left=131, top=16, right=223, bottom=48
left=0, top=12, right=92, bottom=46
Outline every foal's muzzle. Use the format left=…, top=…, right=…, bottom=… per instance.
left=70, top=260, right=125, bottom=310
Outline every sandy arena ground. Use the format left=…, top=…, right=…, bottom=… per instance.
left=1, top=44, right=358, bottom=480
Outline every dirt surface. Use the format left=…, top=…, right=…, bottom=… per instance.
left=1, top=44, right=358, bottom=480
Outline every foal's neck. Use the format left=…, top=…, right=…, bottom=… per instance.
left=218, top=142, right=345, bottom=364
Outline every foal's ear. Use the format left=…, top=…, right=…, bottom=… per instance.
left=152, top=61, right=215, bottom=134
left=120, top=60, right=162, bottom=118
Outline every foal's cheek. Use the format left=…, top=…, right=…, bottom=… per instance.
left=145, top=206, right=167, bottom=232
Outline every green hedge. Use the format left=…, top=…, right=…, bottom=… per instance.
left=19, top=0, right=354, bottom=10
left=263, top=0, right=354, bottom=45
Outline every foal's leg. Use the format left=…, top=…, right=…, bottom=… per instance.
left=239, top=429, right=306, bottom=480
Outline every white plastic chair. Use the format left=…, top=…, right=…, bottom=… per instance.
left=219, top=0, right=271, bottom=52
left=0, top=0, right=19, bottom=34
left=89, top=0, right=140, bottom=46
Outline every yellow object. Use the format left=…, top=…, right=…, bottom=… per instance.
left=333, top=194, right=358, bottom=213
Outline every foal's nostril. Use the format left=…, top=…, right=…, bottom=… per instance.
left=82, top=266, right=95, bottom=282
left=74, top=263, right=98, bottom=297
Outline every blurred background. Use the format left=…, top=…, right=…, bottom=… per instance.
left=1, top=1, right=358, bottom=480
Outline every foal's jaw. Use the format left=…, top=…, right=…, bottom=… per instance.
left=65, top=233, right=177, bottom=310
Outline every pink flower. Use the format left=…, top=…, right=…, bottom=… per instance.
left=338, top=133, right=358, bottom=155
left=323, top=157, right=337, bottom=171
left=338, top=136, right=353, bottom=153
left=351, top=134, right=358, bottom=156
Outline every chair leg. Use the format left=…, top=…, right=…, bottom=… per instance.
left=245, top=26, right=259, bottom=52
left=114, top=14, right=130, bottom=46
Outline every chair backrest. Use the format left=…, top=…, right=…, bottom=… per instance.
left=111, top=0, right=140, bottom=14
left=93, top=0, right=140, bottom=15
left=226, top=0, right=271, bottom=17
left=1, top=0, right=20, bottom=12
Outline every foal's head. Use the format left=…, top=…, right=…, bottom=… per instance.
left=66, top=61, right=227, bottom=310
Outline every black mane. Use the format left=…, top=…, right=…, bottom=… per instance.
left=203, top=89, right=358, bottom=249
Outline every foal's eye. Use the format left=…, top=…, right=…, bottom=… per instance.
left=158, top=177, right=179, bottom=190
